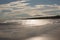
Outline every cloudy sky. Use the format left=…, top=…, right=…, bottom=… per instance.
left=0, top=0, right=60, bottom=19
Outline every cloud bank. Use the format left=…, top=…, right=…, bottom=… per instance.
left=0, top=0, right=60, bottom=19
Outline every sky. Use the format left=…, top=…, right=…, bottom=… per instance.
left=0, top=0, right=60, bottom=19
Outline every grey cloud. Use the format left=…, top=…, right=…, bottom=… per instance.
left=43, top=10, right=60, bottom=15
left=0, top=0, right=60, bottom=20
left=0, top=10, right=12, bottom=17
left=1, top=10, right=12, bottom=13
left=12, top=7, right=22, bottom=10
left=14, top=13, right=33, bottom=18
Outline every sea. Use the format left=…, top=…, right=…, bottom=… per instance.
left=0, top=19, right=60, bottom=40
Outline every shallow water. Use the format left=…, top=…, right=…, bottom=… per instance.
left=0, top=19, right=60, bottom=40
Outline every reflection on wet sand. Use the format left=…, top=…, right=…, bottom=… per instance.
left=25, top=36, right=57, bottom=40
left=0, top=19, right=60, bottom=40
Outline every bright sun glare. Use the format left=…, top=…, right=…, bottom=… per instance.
left=21, top=20, right=50, bottom=26
left=25, top=36, right=52, bottom=40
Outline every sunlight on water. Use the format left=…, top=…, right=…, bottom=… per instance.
left=0, top=19, right=60, bottom=39
left=21, top=19, right=51, bottom=26
left=25, top=36, right=56, bottom=40
left=26, top=36, right=46, bottom=40
left=3, top=19, right=52, bottom=27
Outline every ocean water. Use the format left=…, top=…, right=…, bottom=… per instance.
left=0, top=19, right=60, bottom=40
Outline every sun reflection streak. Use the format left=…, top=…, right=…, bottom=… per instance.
left=3, top=19, right=52, bottom=27
left=26, top=36, right=47, bottom=40
left=21, top=19, right=51, bottom=26
left=25, top=36, right=56, bottom=40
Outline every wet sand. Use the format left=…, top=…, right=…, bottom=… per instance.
left=0, top=19, right=60, bottom=40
